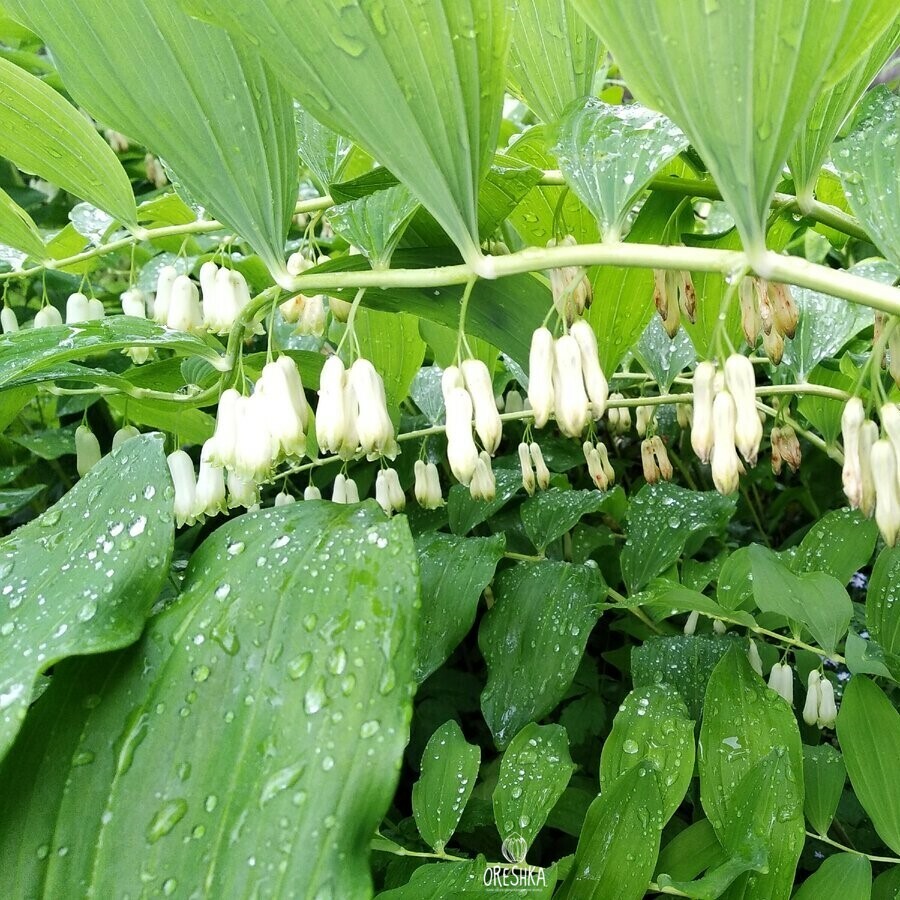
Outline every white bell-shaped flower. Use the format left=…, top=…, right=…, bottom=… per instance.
left=1, top=306, right=18, bottom=333
left=880, top=404, right=900, bottom=482
left=469, top=451, right=496, bottom=502
left=167, top=449, right=197, bottom=528
left=725, top=354, right=762, bottom=465
left=585, top=441, right=609, bottom=490
left=259, top=356, right=308, bottom=458
left=441, top=364, right=464, bottom=397
left=112, top=425, right=140, bottom=450
left=207, top=388, right=241, bottom=469
left=193, top=440, right=227, bottom=519
left=348, top=359, right=396, bottom=458
left=747, top=640, right=763, bottom=676
left=683, top=610, right=699, bottom=636
left=86, top=298, right=105, bottom=320
left=570, top=320, right=608, bottom=418
left=462, top=358, right=502, bottom=454
left=344, top=476, right=360, bottom=503
left=817, top=677, right=837, bottom=729
left=527, top=328, right=555, bottom=428
left=650, top=436, right=673, bottom=481
left=153, top=265, right=178, bottom=324
left=75, top=424, right=102, bottom=477
left=858, top=420, right=878, bottom=517
left=505, top=389, right=524, bottom=414
left=233, top=394, right=277, bottom=482
left=316, top=356, right=348, bottom=454
left=414, top=460, right=444, bottom=509
left=286, top=251, right=312, bottom=277
left=66, top=292, right=92, bottom=324
left=635, top=405, right=654, bottom=437
left=445, top=387, right=479, bottom=485
left=518, top=442, right=536, bottom=495
left=767, top=661, right=793, bottom=704
left=530, top=442, right=551, bottom=490
left=332, top=473, right=348, bottom=504
left=226, top=470, right=258, bottom=509
left=641, top=439, right=661, bottom=485
left=711, top=391, right=740, bottom=495
left=691, top=361, right=717, bottom=463
left=121, top=289, right=148, bottom=318
left=802, top=670, right=822, bottom=726
left=303, top=485, right=322, bottom=501
left=167, top=275, right=203, bottom=332
left=553, top=334, right=589, bottom=437
left=841, top=397, right=865, bottom=509
left=298, top=295, right=327, bottom=337
left=872, top=439, right=900, bottom=547
left=34, top=305, right=62, bottom=328
left=274, top=491, right=296, bottom=507
left=384, top=467, right=406, bottom=511
left=339, top=375, right=361, bottom=460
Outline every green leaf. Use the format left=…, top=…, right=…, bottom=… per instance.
left=328, top=185, right=420, bottom=271
left=448, top=469, right=523, bottom=536
left=633, top=316, right=696, bottom=392
left=747, top=544, right=852, bottom=657
left=507, top=0, right=602, bottom=124
left=600, top=684, right=695, bottom=822
left=0, top=501, right=418, bottom=896
left=414, top=532, right=505, bottom=682
left=791, top=508, right=878, bottom=584
left=699, top=647, right=803, bottom=837
left=655, top=819, right=725, bottom=884
left=9, top=0, right=298, bottom=275
left=834, top=88, right=900, bottom=267
left=868, top=546, right=900, bottom=657
left=295, top=102, right=352, bottom=190
left=378, top=858, right=558, bottom=899
left=793, top=853, right=872, bottom=900
left=632, top=634, right=740, bottom=721
left=105, top=395, right=215, bottom=448
left=412, top=720, right=481, bottom=853
left=0, top=483, right=44, bottom=517
left=480, top=560, right=604, bottom=747
left=790, top=20, right=900, bottom=204
left=837, top=675, right=900, bottom=855
left=873, top=865, right=900, bottom=900
left=0, top=318, right=223, bottom=390
left=554, top=98, right=688, bottom=241
left=8, top=423, right=76, bottom=460
left=557, top=761, right=664, bottom=900
left=572, top=0, right=897, bottom=258
left=493, top=722, right=574, bottom=853
left=803, top=744, right=847, bottom=836
left=845, top=629, right=899, bottom=681
left=520, top=487, right=614, bottom=552
left=636, top=584, right=758, bottom=630
left=185, top=0, right=511, bottom=270
left=621, top=482, right=736, bottom=593
left=0, top=187, right=44, bottom=258
left=0, top=434, right=172, bottom=761
left=0, top=55, right=134, bottom=224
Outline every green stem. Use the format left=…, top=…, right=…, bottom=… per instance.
left=805, top=830, right=900, bottom=864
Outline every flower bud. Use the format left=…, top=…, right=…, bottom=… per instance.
left=200, top=264, right=230, bottom=334
left=713, top=618, right=727, bottom=635
left=519, top=442, right=536, bottom=495
left=153, top=265, right=178, bottom=324
left=297, top=295, right=327, bottom=337
left=553, top=334, right=589, bottom=437
left=771, top=425, right=801, bottom=474
left=650, top=436, right=674, bottom=481
left=75, top=424, right=102, bottom=477
left=505, top=389, right=524, bottom=414
left=711, top=391, right=740, bottom=494
left=375, top=470, right=393, bottom=515
left=767, top=661, right=793, bottom=704
left=34, top=305, right=62, bottom=328
left=678, top=271, right=697, bottom=323
left=570, top=320, right=608, bottom=418
left=771, top=282, right=798, bottom=339
left=194, top=441, right=227, bottom=519
left=585, top=443, right=609, bottom=490
left=331, top=473, right=347, bottom=504
left=739, top=278, right=761, bottom=346
left=167, top=276, right=203, bottom=332
left=207, top=388, right=241, bottom=469
left=654, top=269, right=680, bottom=338
left=872, top=439, right=900, bottom=547
left=167, top=449, right=197, bottom=528
left=528, top=328, right=555, bottom=428
left=676, top=402, right=692, bottom=430
left=858, top=420, right=878, bottom=517
left=445, top=387, right=479, bottom=485
left=530, top=442, right=551, bottom=490
left=121, top=289, right=148, bottom=318
left=233, top=394, right=278, bottom=482
left=747, top=640, right=763, bottom=676
left=725, top=354, right=762, bottom=465
left=803, top=670, right=821, bottom=726
left=385, top=467, right=406, bottom=511
left=344, top=476, right=360, bottom=503
left=112, top=425, right=140, bottom=450
left=817, top=677, right=837, bottom=729
left=636, top=405, right=654, bottom=437
left=548, top=236, right=591, bottom=324
left=316, top=356, right=348, bottom=454
left=462, top=358, right=502, bottom=454
left=641, top=439, right=661, bottom=484
left=596, top=442, right=615, bottom=485
left=260, top=356, right=308, bottom=459
left=414, top=459, right=442, bottom=508
left=226, top=470, right=258, bottom=509
left=880, top=404, right=900, bottom=482
left=1, top=306, right=18, bottom=333
left=66, top=292, right=92, bottom=324
left=691, top=361, right=717, bottom=463
left=287, top=251, right=312, bottom=277
left=274, top=491, right=295, bottom=506
left=761, top=326, right=784, bottom=365
left=329, top=295, right=353, bottom=322
left=841, top=398, right=865, bottom=509
left=607, top=394, right=631, bottom=435
left=304, top=485, right=322, bottom=501
left=349, top=359, right=397, bottom=459
left=87, top=298, right=105, bottom=320
left=469, top=451, right=496, bottom=502
left=683, top=610, right=699, bottom=636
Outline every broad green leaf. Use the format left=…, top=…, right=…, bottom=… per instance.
left=633, top=316, right=696, bottom=391
left=507, top=0, right=601, bottom=124
left=480, top=560, right=605, bottom=747
left=834, top=88, right=900, bottom=266
left=791, top=508, right=878, bottom=584
left=655, top=819, right=725, bottom=884
left=493, top=722, right=574, bottom=853
left=184, top=0, right=511, bottom=270
left=790, top=21, right=900, bottom=204
left=621, top=482, right=737, bottom=593
left=8, top=423, right=76, bottom=460
left=0, top=501, right=418, bottom=897
left=599, top=684, right=694, bottom=822
left=572, top=0, right=896, bottom=258
left=0, top=434, right=172, bottom=760
left=0, top=483, right=44, bottom=517
left=699, top=647, right=803, bottom=836
left=798, top=364, right=855, bottom=446
left=793, top=853, right=872, bottom=900
left=378, top=858, right=558, bottom=899
left=553, top=98, right=688, bottom=241
left=837, top=676, right=900, bottom=855
left=9, top=0, right=298, bottom=275
left=412, top=720, right=481, bottom=853
left=557, top=761, right=664, bottom=900
left=0, top=55, right=134, bottom=224
left=747, top=544, right=852, bottom=657
left=105, top=395, right=215, bottom=448
left=295, top=102, right=352, bottom=190
left=328, top=185, right=420, bottom=271
left=803, top=744, right=847, bottom=835
left=636, top=584, right=758, bottom=630
left=873, top=865, right=900, bottom=900
left=869, top=546, right=900, bottom=657
left=0, top=318, right=223, bottom=390
left=0, top=187, right=44, bottom=258
left=845, top=629, right=900, bottom=681
left=632, top=634, right=740, bottom=721
left=520, top=487, right=614, bottom=552
left=448, top=469, right=523, bottom=536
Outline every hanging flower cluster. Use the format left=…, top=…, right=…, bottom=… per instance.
left=652, top=269, right=696, bottom=338
left=738, top=276, right=798, bottom=365
left=547, top=236, right=592, bottom=325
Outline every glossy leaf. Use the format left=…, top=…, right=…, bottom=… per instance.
left=184, top=0, right=511, bottom=269
left=803, top=744, right=847, bottom=835
left=793, top=853, right=872, bottom=900
left=414, top=531, right=505, bottom=682
left=448, top=469, right=523, bottom=536
left=834, top=88, right=900, bottom=266
left=558, top=761, right=664, bottom=900
left=633, top=316, right=696, bottom=391
left=621, top=482, right=737, bottom=593
left=0, top=484, right=44, bottom=517
left=868, top=546, right=900, bottom=657
left=479, top=560, right=605, bottom=747
left=636, top=584, right=758, bottom=630
left=699, top=647, right=803, bottom=837
left=412, top=720, right=481, bottom=853
left=520, top=487, right=614, bottom=552
left=507, top=0, right=601, bottom=123
left=493, top=722, right=574, bottom=853
left=791, top=508, right=878, bottom=584
left=0, top=434, right=172, bottom=761
left=573, top=0, right=897, bottom=258
left=0, top=55, right=134, bottom=224
left=0, top=501, right=418, bottom=896
left=553, top=98, right=688, bottom=241
left=378, top=858, right=558, bottom=898
left=8, top=0, right=298, bottom=275
left=837, top=676, right=900, bottom=855
left=655, top=819, right=725, bottom=884
left=0, top=188, right=44, bottom=258
left=295, top=102, right=352, bottom=190
left=600, top=684, right=694, bottom=822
